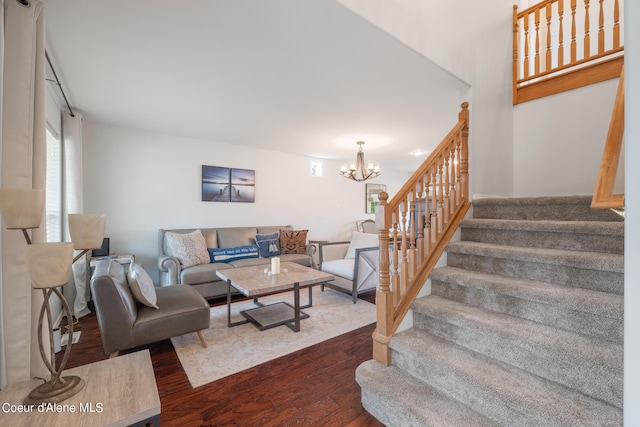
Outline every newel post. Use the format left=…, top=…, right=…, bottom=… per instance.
left=373, top=191, right=392, bottom=365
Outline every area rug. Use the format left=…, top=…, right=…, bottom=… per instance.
left=171, top=289, right=376, bottom=388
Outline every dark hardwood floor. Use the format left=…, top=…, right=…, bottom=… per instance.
left=59, top=292, right=384, bottom=426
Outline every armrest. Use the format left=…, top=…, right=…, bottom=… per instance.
left=158, top=255, right=181, bottom=286
left=354, top=246, right=380, bottom=291
left=318, top=241, right=350, bottom=267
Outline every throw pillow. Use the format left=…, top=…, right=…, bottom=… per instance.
left=345, top=231, right=379, bottom=259
left=208, top=244, right=260, bottom=263
left=279, top=229, right=308, bottom=254
left=256, top=232, right=281, bottom=257
left=165, top=230, right=210, bottom=268
left=127, top=263, right=159, bottom=309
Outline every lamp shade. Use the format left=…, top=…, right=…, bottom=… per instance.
left=27, top=242, right=74, bottom=289
left=68, top=214, right=106, bottom=250
left=0, top=188, right=44, bottom=229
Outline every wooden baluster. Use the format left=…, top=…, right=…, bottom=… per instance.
left=430, top=166, right=438, bottom=243
left=443, top=152, right=451, bottom=225
left=423, top=177, right=431, bottom=255
left=415, top=182, right=424, bottom=263
left=449, top=146, right=457, bottom=214
left=524, top=13, right=530, bottom=78
left=455, top=136, right=462, bottom=207
left=399, top=201, right=409, bottom=299
left=437, top=158, right=444, bottom=233
left=597, top=0, right=604, bottom=54
left=535, top=8, right=541, bottom=75
left=391, top=210, right=400, bottom=305
left=546, top=3, right=552, bottom=70
left=459, top=103, right=470, bottom=202
left=584, top=0, right=591, bottom=58
left=408, top=192, right=416, bottom=278
left=559, top=0, right=565, bottom=67
left=571, top=0, right=577, bottom=62
left=613, top=0, right=620, bottom=49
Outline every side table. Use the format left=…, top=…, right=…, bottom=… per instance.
left=0, top=349, right=160, bottom=426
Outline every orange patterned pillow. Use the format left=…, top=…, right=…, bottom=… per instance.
left=279, top=229, right=308, bottom=254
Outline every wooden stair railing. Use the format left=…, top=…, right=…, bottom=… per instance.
left=513, top=0, right=623, bottom=104
left=372, top=103, right=471, bottom=365
left=592, top=67, right=624, bottom=210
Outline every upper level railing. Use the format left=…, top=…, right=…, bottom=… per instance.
left=513, top=0, right=624, bottom=104
left=372, top=103, right=471, bottom=365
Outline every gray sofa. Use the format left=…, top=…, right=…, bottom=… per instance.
left=158, top=225, right=312, bottom=299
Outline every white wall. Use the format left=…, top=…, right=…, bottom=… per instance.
left=82, top=121, right=410, bottom=281
left=513, top=79, right=623, bottom=196
left=624, top=1, right=639, bottom=424
left=337, top=0, right=516, bottom=198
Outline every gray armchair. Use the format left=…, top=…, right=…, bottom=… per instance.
left=90, top=259, right=210, bottom=358
left=318, top=232, right=380, bottom=303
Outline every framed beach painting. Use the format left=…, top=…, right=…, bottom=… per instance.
left=202, top=165, right=255, bottom=203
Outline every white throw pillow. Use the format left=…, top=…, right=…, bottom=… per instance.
left=165, top=230, right=210, bottom=268
left=345, top=231, right=379, bottom=259
left=127, top=263, right=158, bottom=309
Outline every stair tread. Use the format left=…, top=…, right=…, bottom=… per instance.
left=460, top=218, right=624, bottom=235
left=412, top=295, right=622, bottom=372
left=356, top=360, right=499, bottom=427
left=446, top=241, right=623, bottom=272
left=389, top=329, right=622, bottom=426
left=429, top=266, right=623, bottom=319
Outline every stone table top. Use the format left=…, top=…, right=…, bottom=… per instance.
left=216, top=262, right=334, bottom=296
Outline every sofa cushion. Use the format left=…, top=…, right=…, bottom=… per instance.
left=180, top=262, right=233, bottom=285
left=256, top=232, right=281, bottom=257
left=345, top=231, right=379, bottom=259
left=320, top=259, right=354, bottom=280
left=279, top=253, right=312, bottom=267
left=280, top=229, right=308, bottom=254
left=165, top=230, right=210, bottom=268
left=208, top=245, right=259, bottom=263
left=217, top=227, right=257, bottom=248
left=201, top=229, right=218, bottom=248
left=228, top=257, right=272, bottom=268
left=127, top=263, right=159, bottom=309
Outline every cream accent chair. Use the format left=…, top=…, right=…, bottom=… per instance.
left=356, top=219, right=377, bottom=234
left=318, top=231, right=380, bottom=303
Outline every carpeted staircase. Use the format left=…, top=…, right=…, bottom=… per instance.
left=356, top=196, right=624, bottom=426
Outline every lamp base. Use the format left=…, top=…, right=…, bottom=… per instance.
left=23, top=375, right=85, bottom=405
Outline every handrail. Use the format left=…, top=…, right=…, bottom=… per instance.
left=372, top=103, right=471, bottom=365
left=592, top=67, right=624, bottom=210
left=513, top=0, right=623, bottom=104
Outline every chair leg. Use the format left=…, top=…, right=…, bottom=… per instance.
left=109, top=351, right=120, bottom=359
left=197, top=330, right=208, bottom=348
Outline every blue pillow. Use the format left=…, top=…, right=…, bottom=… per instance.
left=256, top=232, right=281, bottom=257
left=208, top=245, right=259, bottom=263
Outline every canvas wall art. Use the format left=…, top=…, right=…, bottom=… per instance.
left=202, top=165, right=255, bottom=203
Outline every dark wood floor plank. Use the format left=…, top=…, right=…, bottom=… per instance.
left=57, top=293, right=383, bottom=426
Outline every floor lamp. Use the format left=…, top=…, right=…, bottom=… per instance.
left=0, top=188, right=105, bottom=404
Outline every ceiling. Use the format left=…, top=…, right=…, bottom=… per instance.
left=43, top=0, right=469, bottom=172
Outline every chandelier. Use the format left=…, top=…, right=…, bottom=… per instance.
left=340, top=141, right=380, bottom=182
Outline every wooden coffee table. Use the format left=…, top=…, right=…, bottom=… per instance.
left=216, top=262, right=334, bottom=332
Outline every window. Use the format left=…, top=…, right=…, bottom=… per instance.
left=310, top=161, right=323, bottom=178
left=46, top=127, right=62, bottom=243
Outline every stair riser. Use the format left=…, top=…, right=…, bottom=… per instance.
left=431, top=281, right=623, bottom=343
left=473, top=201, right=623, bottom=222
left=412, top=312, right=622, bottom=408
left=447, top=253, right=624, bottom=294
left=390, top=348, right=540, bottom=427
left=460, top=228, right=623, bottom=255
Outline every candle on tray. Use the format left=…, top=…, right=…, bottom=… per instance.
left=271, top=257, right=280, bottom=275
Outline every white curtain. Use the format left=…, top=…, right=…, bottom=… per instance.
left=1, top=0, right=49, bottom=384
left=0, top=0, right=6, bottom=389
left=62, top=111, right=89, bottom=319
